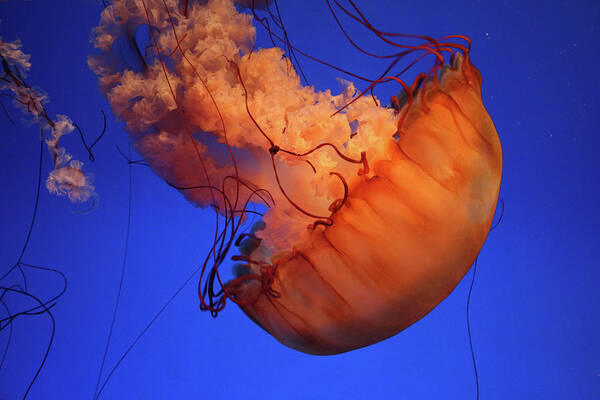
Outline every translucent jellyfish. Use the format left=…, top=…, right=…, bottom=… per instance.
left=89, top=0, right=502, bottom=355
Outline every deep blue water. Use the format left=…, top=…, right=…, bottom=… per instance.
left=0, top=1, right=598, bottom=399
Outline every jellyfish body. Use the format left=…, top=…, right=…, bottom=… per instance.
left=233, top=55, right=502, bottom=355
left=90, top=0, right=501, bottom=355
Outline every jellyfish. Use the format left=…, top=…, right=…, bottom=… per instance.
left=89, top=0, right=502, bottom=355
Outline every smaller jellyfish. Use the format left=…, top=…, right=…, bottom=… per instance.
left=90, top=0, right=502, bottom=355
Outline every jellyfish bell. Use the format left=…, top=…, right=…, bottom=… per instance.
left=90, top=0, right=501, bottom=355
left=232, top=53, right=502, bottom=355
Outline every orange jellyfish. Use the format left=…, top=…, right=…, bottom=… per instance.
left=90, top=0, right=502, bottom=355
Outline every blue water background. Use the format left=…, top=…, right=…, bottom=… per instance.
left=0, top=1, right=598, bottom=398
